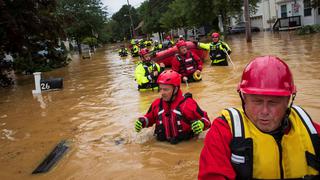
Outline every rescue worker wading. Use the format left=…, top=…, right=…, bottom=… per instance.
left=131, top=40, right=139, bottom=57
left=198, top=56, right=320, bottom=180
left=135, top=70, right=211, bottom=144
left=162, top=36, right=174, bottom=49
left=118, top=45, right=128, bottom=57
left=134, top=48, right=164, bottom=91
left=198, top=32, right=231, bottom=66
left=172, top=40, right=203, bottom=82
left=151, top=40, right=163, bottom=52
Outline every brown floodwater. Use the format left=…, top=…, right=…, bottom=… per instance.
left=0, top=32, right=319, bottom=180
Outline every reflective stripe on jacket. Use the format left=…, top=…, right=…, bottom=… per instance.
left=141, top=90, right=210, bottom=144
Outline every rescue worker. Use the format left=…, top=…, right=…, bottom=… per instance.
left=134, top=48, right=164, bottom=91
left=130, top=40, right=139, bottom=57
left=198, top=56, right=320, bottom=179
left=151, top=40, right=163, bottom=52
left=162, top=35, right=174, bottom=49
left=172, top=40, right=203, bottom=83
left=118, top=45, right=128, bottom=57
left=135, top=70, right=211, bottom=144
left=198, top=32, right=231, bottom=66
left=139, top=39, right=145, bottom=48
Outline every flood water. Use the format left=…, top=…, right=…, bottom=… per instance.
left=0, top=32, right=319, bottom=180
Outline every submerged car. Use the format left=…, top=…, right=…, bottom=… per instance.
left=228, top=22, right=260, bottom=34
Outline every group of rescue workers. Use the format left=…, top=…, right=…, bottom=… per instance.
left=123, top=32, right=320, bottom=179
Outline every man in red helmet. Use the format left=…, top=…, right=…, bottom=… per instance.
left=197, top=32, right=231, bottom=66
left=198, top=56, right=320, bottom=179
left=172, top=40, right=203, bottom=82
left=162, top=35, right=174, bottom=49
left=134, top=48, right=165, bottom=91
left=135, top=70, right=211, bottom=144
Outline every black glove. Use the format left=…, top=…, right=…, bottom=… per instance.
left=150, top=51, right=157, bottom=57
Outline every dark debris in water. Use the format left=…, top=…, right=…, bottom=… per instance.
left=114, top=138, right=125, bottom=145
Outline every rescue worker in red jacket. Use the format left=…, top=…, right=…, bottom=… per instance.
left=135, top=70, right=211, bottom=144
left=198, top=56, right=320, bottom=179
left=172, top=40, right=203, bottom=83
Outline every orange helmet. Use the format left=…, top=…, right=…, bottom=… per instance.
left=157, top=70, right=181, bottom=87
left=238, top=56, right=296, bottom=96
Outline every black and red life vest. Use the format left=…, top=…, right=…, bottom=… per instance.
left=175, top=52, right=198, bottom=76
left=155, top=93, right=197, bottom=144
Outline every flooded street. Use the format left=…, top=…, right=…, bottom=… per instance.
left=0, top=32, right=320, bottom=180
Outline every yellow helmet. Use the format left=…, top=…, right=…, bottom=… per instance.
left=193, top=71, right=202, bottom=81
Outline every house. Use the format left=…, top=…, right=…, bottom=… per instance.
left=232, top=0, right=320, bottom=31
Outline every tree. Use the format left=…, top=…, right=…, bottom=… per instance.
left=137, top=0, right=174, bottom=34
left=56, top=0, right=107, bottom=54
left=159, top=0, right=258, bottom=33
left=111, top=5, right=140, bottom=40
left=0, top=0, right=67, bottom=86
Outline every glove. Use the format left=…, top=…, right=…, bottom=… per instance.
left=135, top=119, right=143, bottom=132
left=191, top=120, right=204, bottom=134
left=150, top=51, right=157, bottom=57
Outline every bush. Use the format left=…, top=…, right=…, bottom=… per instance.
left=296, top=24, right=320, bottom=35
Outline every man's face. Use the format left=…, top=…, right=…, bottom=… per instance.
left=244, top=94, right=290, bottom=133
left=159, top=84, right=176, bottom=101
left=212, top=37, right=219, bottom=43
left=179, top=46, right=188, bottom=55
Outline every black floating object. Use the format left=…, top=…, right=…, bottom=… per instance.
left=32, top=140, right=69, bottom=174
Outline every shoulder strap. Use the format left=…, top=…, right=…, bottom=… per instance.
left=175, top=54, right=182, bottom=62
left=225, top=108, right=245, bottom=138
left=291, top=105, right=320, bottom=172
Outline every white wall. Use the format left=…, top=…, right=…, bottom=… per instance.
left=316, top=8, right=320, bottom=24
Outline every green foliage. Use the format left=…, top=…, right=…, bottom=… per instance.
left=56, top=0, right=107, bottom=47
left=111, top=5, right=140, bottom=40
left=296, top=24, right=320, bottom=35
left=137, top=0, right=174, bottom=33
left=82, top=37, right=98, bottom=46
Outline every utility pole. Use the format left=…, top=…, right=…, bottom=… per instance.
left=127, top=0, right=135, bottom=39
left=244, top=0, right=252, bottom=42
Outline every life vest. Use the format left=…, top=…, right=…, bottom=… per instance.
left=209, top=41, right=227, bottom=63
left=175, top=52, right=198, bottom=76
left=155, top=93, right=195, bottom=144
left=142, top=63, right=158, bottom=81
left=131, top=45, right=139, bottom=56
left=221, top=105, right=320, bottom=179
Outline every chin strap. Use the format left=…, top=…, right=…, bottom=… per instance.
left=168, top=86, right=179, bottom=103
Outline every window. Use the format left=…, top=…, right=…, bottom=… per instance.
left=304, top=0, right=312, bottom=16
left=281, top=5, right=287, bottom=18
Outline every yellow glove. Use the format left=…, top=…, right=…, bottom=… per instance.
left=191, top=120, right=204, bottom=134
left=135, top=120, right=143, bottom=132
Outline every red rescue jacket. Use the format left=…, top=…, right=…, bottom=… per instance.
left=172, top=51, right=203, bottom=78
left=140, top=90, right=210, bottom=144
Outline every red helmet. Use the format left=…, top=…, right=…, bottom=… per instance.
left=166, top=36, right=171, bottom=40
left=139, top=48, right=149, bottom=56
left=211, top=32, right=220, bottom=38
left=157, top=70, right=181, bottom=87
left=238, top=56, right=296, bottom=96
left=176, top=40, right=187, bottom=49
